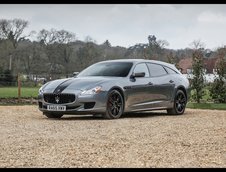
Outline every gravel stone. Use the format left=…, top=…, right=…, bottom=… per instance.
left=0, top=106, right=225, bottom=167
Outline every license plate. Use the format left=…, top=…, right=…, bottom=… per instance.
left=47, top=105, right=66, bottom=111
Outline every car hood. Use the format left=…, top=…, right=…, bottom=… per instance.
left=42, top=76, right=119, bottom=94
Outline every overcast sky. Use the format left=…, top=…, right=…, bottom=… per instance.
left=1, top=4, right=226, bottom=50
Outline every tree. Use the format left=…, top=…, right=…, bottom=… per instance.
left=103, top=40, right=111, bottom=47
left=0, top=39, right=14, bottom=71
left=167, top=51, right=180, bottom=69
left=210, top=47, right=226, bottom=103
left=167, top=51, right=174, bottom=64
left=144, top=35, right=169, bottom=61
left=76, top=42, right=101, bottom=71
left=84, top=35, right=96, bottom=43
left=126, top=43, right=147, bottom=59
left=38, top=29, right=55, bottom=44
left=57, top=43, right=74, bottom=75
left=15, top=40, right=48, bottom=76
left=2, top=69, right=14, bottom=86
left=38, top=28, right=76, bottom=45
left=37, top=28, right=76, bottom=76
left=0, top=18, right=29, bottom=49
left=54, top=30, right=76, bottom=75
left=56, top=29, right=76, bottom=44
left=190, top=40, right=205, bottom=103
left=0, top=18, right=29, bottom=74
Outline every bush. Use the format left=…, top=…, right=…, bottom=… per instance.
left=210, top=78, right=226, bottom=103
left=0, top=69, right=16, bottom=86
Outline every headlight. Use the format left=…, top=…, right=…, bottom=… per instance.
left=38, top=82, right=50, bottom=95
left=39, top=86, right=44, bottom=94
left=81, top=86, right=102, bottom=95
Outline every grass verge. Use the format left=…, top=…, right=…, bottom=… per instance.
left=0, top=87, right=40, bottom=98
left=187, top=102, right=226, bottom=110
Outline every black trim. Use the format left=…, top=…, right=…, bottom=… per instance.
left=84, top=102, right=96, bottom=109
left=124, top=84, right=153, bottom=90
left=123, top=86, right=132, bottom=90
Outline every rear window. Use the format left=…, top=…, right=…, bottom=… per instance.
left=146, top=63, right=167, bottom=77
left=164, top=66, right=178, bottom=74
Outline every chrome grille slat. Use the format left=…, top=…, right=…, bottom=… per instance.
left=43, top=93, right=75, bottom=104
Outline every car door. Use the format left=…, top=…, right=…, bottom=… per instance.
left=125, top=63, right=154, bottom=111
left=145, top=63, right=175, bottom=108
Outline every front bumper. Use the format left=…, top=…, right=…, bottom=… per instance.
left=38, top=91, right=108, bottom=114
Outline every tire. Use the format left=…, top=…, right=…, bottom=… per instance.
left=43, top=112, right=63, bottom=119
left=167, top=90, right=187, bottom=115
left=103, top=90, right=124, bottom=119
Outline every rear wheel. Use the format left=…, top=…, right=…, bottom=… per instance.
left=167, top=90, right=187, bottom=115
left=103, top=90, right=124, bottom=119
left=43, top=112, right=63, bottom=118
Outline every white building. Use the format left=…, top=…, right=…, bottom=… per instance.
left=183, top=73, right=219, bottom=83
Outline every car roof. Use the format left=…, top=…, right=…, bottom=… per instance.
left=98, top=59, right=177, bottom=70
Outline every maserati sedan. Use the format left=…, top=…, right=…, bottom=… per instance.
left=38, top=59, right=190, bottom=119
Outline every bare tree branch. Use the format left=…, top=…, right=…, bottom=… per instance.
left=0, top=18, right=29, bottom=49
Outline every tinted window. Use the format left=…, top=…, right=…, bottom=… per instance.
left=146, top=63, right=167, bottom=77
left=164, top=66, right=178, bottom=74
left=133, top=63, right=150, bottom=77
left=77, top=62, right=133, bottom=77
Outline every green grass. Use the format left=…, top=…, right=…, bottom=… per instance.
left=0, top=87, right=40, bottom=98
left=188, top=86, right=226, bottom=110
left=187, top=102, right=226, bottom=110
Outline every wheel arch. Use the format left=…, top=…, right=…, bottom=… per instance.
left=108, top=86, right=125, bottom=110
left=167, top=85, right=187, bottom=115
left=176, top=85, right=187, bottom=100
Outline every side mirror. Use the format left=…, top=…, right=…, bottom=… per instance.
left=130, top=72, right=145, bottom=79
left=73, top=72, right=79, bottom=77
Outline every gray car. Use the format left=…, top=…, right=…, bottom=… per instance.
left=38, top=59, right=190, bottom=119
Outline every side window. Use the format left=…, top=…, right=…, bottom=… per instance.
left=133, top=63, right=150, bottom=77
left=146, top=63, right=167, bottom=77
left=164, top=66, right=178, bottom=74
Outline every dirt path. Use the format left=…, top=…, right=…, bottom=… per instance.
left=0, top=106, right=225, bottom=167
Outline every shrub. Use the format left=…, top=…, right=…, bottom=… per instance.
left=0, top=69, right=16, bottom=86
left=210, top=79, right=226, bottom=103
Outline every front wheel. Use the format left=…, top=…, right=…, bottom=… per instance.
left=103, top=90, right=124, bottom=119
left=167, top=90, right=187, bottom=115
left=43, top=112, right=63, bottom=119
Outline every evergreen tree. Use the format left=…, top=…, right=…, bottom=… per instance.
left=190, top=40, right=205, bottom=103
left=210, top=48, right=226, bottom=103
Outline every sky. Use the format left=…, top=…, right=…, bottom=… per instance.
left=1, top=4, right=226, bottom=50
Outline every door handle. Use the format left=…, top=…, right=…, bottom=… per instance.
left=169, top=80, right=174, bottom=83
left=148, top=82, right=153, bottom=85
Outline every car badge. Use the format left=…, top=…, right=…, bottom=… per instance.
left=55, top=96, right=60, bottom=103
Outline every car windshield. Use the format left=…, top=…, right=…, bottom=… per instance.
left=77, top=62, right=133, bottom=77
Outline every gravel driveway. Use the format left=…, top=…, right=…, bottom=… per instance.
left=0, top=106, right=225, bottom=168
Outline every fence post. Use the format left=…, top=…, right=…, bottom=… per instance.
left=17, top=73, right=21, bottom=103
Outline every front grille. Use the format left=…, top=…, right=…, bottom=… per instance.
left=43, top=93, right=76, bottom=104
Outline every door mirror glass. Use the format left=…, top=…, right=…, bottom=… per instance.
left=130, top=72, right=145, bottom=78
left=73, top=72, right=79, bottom=77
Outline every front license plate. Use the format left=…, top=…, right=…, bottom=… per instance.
left=47, top=105, right=66, bottom=111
